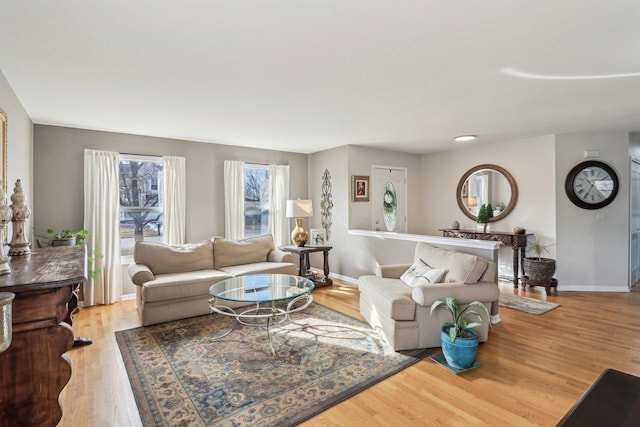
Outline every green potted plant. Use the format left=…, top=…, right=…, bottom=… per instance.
left=477, top=204, right=489, bottom=232
left=523, top=236, right=556, bottom=282
left=430, top=297, right=490, bottom=370
left=45, top=229, right=90, bottom=247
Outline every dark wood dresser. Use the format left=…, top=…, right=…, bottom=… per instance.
left=0, top=245, right=86, bottom=427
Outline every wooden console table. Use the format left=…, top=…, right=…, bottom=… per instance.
left=440, top=229, right=531, bottom=288
left=0, top=245, right=87, bottom=427
left=279, top=245, right=333, bottom=287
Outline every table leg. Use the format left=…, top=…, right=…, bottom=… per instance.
left=512, top=245, right=519, bottom=288
left=322, top=250, right=330, bottom=278
left=520, top=246, right=526, bottom=282
left=304, top=254, right=311, bottom=274
left=66, top=283, right=92, bottom=347
left=297, top=255, right=305, bottom=276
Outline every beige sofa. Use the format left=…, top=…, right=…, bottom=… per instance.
left=127, top=234, right=297, bottom=326
left=358, top=242, right=499, bottom=351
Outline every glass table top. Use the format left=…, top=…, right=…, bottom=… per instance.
left=209, top=274, right=314, bottom=303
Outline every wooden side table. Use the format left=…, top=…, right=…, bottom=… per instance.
left=279, top=245, right=333, bottom=288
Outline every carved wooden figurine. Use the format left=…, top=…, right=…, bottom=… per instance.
left=8, top=179, right=30, bottom=256
left=0, top=182, right=11, bottom=274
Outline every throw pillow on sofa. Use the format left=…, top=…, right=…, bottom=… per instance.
left=400, top=258, right=446, bottom=287
left=133, top=240, right=214, bottom=275
left=212, top=234, right=275, bottom=269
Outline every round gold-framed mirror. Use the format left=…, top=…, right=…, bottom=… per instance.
left=456, top=164, right=518, bottom=222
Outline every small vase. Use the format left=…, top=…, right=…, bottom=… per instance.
left=291, top=218, right=308, bottom=247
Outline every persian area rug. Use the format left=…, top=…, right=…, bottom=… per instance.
left=499, top=292, right=560, bottom=315
left=115, top=303, right=434, bottom=427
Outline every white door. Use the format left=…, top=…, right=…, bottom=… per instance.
left=630, top=158, right=640, bottom=288
left=372, top=167, right=407, bottom=233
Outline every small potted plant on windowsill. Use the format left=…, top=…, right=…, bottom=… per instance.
left=430, top=297, right=491, bottom=370
left=44, top=229, right=89, bottom=247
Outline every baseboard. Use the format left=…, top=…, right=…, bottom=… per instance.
left=558, top=285, right=629, bottom=292
left=121, top=293, right=136, bottom=301
left=328, top=273, right=359, bottom=287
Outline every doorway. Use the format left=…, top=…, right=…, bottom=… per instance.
left=630, top=158, right=640, bottom=289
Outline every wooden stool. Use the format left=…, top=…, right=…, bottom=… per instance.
left=522, top=276, right=557, bottom=296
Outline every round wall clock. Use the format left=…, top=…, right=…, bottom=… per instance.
left=564, top=160, right=619, bottom=209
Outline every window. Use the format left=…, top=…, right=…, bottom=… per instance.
left=120, top=155, right=163, bottom=256
left=244, top=165, right=270, bottom=238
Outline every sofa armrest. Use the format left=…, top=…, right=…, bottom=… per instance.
left=128, top=263, right=155, bottom=286
left=411, top=281, right=500, bottom=308
left=375, top=264, right=411, bottom=279
left=268, top=249, right=294, bottom=263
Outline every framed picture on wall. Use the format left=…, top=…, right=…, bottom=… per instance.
left=309, top=229, right=327, bottom=246
left=352, top=175, right=369, bottom=202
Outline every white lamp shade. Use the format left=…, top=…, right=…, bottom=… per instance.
left=286, top=199, right=313, bottom=218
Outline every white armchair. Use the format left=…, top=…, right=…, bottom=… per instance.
left=359, top=242, right=499, bottom=351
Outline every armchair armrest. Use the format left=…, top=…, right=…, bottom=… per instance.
left=411, top=281, right=500, bottom=308
left=376, top=264, right=411, bottom=279
left=268, top=249, right=294, bottom=263
left=128, top=263, right=155, bottom=286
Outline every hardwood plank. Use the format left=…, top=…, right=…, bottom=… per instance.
left=58, top=281, right=640, bottom=426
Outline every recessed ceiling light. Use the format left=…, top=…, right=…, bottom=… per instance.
left=453, top=135, right=476, bottom=142
left=501, top=67, right=640, bottom=80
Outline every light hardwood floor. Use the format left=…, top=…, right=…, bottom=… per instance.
left=58, top=281, right=640, bottom=426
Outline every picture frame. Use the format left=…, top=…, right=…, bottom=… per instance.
left=0, top=108, right=6, bottom=193
left=352, top=175, right=369, bottom=202
left=309, top=228, right=327, bottom=246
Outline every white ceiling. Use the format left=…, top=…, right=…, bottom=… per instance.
left=1, top=1, right=639, bottom=154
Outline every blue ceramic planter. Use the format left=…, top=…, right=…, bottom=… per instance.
left=440, top=327, right=479, bottom=370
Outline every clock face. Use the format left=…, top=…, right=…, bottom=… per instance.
left=565, top=161, right=619, bottom=209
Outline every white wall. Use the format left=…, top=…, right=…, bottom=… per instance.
left=348, top=145, right=422, bottom=232
left=307, top=146, right=350, bottom=278
left=0, top=69, right=33, bottom=252
left=0, top=69, right=33, bottom=229
left=420, top=135, right=557, bottom=279
left=555, top=131, right=630, bottom=291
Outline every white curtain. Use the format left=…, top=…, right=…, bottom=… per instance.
left=269, top=164, right=290, bottom=247
left=224, top=160, right=245, bottom=240
left=83, top=149, right=122, bottom=305
left=163, top=156, right=186, bottom=245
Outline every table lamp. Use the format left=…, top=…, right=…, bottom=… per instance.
left=286, top=200, right=313, bottom=246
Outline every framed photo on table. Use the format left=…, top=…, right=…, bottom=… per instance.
left=309, top=229, right=327, bottom=246
left=352, top=175, right=369, bottom=202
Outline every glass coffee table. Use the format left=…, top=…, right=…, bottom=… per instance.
left=208, top=274, right=314, bottom=354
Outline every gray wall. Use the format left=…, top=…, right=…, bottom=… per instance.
left=420, top=135, right=557, bottom=279
left=555, top=131, right=630, bottom=291
left=308, top=145, right=424, bottom=281
left=33, top=125, right=308, bottom=244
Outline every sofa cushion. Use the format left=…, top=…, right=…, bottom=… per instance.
left=400, top=259, right=446, bottom=287
left=134, top=240, right=214, bottom=275
left=213, top=234, right=275, bottom=269
left=141, top=269, right=231, bottom=302
left=219, top=262, right=297, bottom=277
left=414, top=243, right=488, bottom=284
left=359, top=275, right=416, bottom=321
